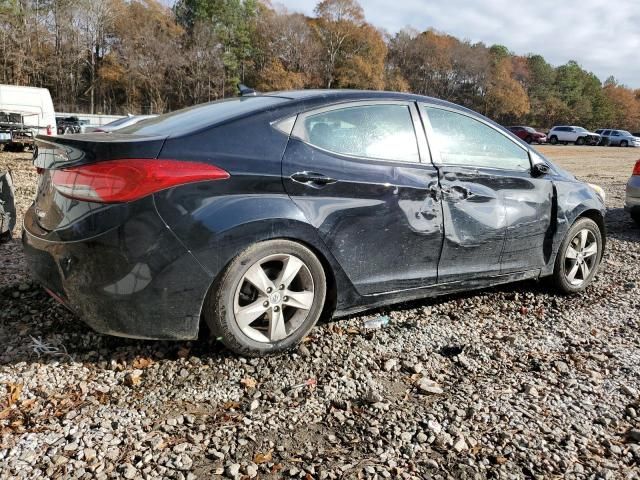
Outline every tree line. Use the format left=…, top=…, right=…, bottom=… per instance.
left=1, top=0, right=639, bottom=131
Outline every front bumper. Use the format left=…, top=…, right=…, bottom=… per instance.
left=22, top=199, right=213, bottom=340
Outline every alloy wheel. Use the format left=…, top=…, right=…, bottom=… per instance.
left=564, top=229, right=598, bottom=286
left=233, top=254, right=315, bottom=343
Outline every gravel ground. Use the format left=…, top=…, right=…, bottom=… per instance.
left=1, top=147, right=640, bottom=479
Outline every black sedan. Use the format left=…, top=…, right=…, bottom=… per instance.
left=23, top=90, right=606, bottom=356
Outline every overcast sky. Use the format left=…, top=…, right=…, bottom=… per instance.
left=274, top=0, right=640, bottom=88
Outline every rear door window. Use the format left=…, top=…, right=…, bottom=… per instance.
left=424, top=106, right=530, bottom=171
left=297, top=104, right=420, bottom=163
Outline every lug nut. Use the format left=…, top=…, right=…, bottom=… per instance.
left=266, top=287, right=273, bottom=293
left=279, top=284, right=285, bottom=290
left=263, top=301, right=269, bottom=307
left=273, top=306, right=280, bottom=312
left=283, top=296, right=289, bottom=302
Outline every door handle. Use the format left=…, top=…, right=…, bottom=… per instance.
left=290, top=171, right=337, bottom=186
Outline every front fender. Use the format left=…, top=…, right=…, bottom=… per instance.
left=541, top=178, right=606, bottom=275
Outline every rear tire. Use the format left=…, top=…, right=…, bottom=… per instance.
left=549, top=135, right=558, bottom=145
left=204, top=239, right=327, bottom=356
left=552, top=218, right=602, bottom=294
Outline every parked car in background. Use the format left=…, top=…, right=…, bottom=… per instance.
left=508, top=126, right=547, bottom=144
left=92, top=114, right=156, bottom=133
left=548, top=126, right=600, bottom=145
left=56, top=116, right=86, bottom=135
left=626, top=159, right=640, bottom=225
left=23, top=89, right=607, bottom=356
left=0, top=85, right=55, bottom=138
left=596, top=129, right=640, bottom=147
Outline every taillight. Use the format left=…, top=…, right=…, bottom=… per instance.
left=51, top=159, right=229, bottom=203
left=46, top=125, right=52, bottom=135
left=633, top=160, right=640, bottom=176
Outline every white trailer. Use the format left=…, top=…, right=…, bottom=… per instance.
left=0, top=84, right=56, bottom=138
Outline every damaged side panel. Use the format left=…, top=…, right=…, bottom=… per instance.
left=436, top=166, right=508, bottom=283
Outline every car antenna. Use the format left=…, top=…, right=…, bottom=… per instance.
left=238, top=83, right=258, bottom=97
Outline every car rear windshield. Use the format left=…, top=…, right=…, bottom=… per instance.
left=118, top=96, right=288, bottom=137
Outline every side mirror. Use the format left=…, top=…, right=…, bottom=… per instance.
left=531, top=162, right=550, bottom=178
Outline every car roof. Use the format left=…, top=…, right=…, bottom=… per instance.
left=263, top=89, right=464, bottom=110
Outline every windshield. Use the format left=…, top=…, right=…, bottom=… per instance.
left=575, top=127, right=588, bottom=132
left=524, top=127, right=536, bottom=133
left=620, top=130, right=632, bottom=136
left=119, top=96, right=288, bottom=136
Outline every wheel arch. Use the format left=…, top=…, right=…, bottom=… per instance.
left=194, top=219, right=357, bottom=337
left=577, top=208, right=606, bottom=251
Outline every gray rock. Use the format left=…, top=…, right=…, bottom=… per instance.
left=383, top=359, right=397, bottom=371
left=226, top=463, right=241, bottom=477
left=418, top=378, right=443, bottom=395
left=120, top=464, right=137, bottom=479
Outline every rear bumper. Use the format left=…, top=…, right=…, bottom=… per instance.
left=22, top=200, right=213, bottom=340
left=625, top=176, right=640, bottom=211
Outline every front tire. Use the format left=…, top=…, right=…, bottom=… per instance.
left=620, top=140, right=628, bottom=147
left=576, top=137, right=585, bottom=145
left=552, top=218, right=602, bottom=293
left=549, top=135, right=558, bottom=145
left=204, top=239, right=327, bottom=356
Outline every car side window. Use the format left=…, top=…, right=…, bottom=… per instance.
left=612, top=131, right=620, bottom=136
left=424, top=106, right=530, bottom=171
left=301, top=104, right=419, bottom=163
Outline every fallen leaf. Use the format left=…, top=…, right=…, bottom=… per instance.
left=8, top=384, right=22, bottom=406
left=124, top=372, right=142, bottom=386
left=20, top=399, right=37, bottom=411
left=240, top=377, right=257, bottom=389
left=0, top=408, right=11, bottom=420
left=270, top=463, right=283, bottom=473
left=346, top=327, right=360, bottom=334
left=222, top=401, right=241, bottom=410
left=176, top=346, right=190, bottom=358
left=132, top=357, right=153, bottom=369
left=254, top=450, right=273, bottom=464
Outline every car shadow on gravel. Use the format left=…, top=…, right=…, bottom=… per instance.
left=0, top=283, right=234, bottom=367
left=605, top=207, right=640, bottom=242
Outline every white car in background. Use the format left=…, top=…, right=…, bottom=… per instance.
left=547, top=126, right=601, bottom=146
